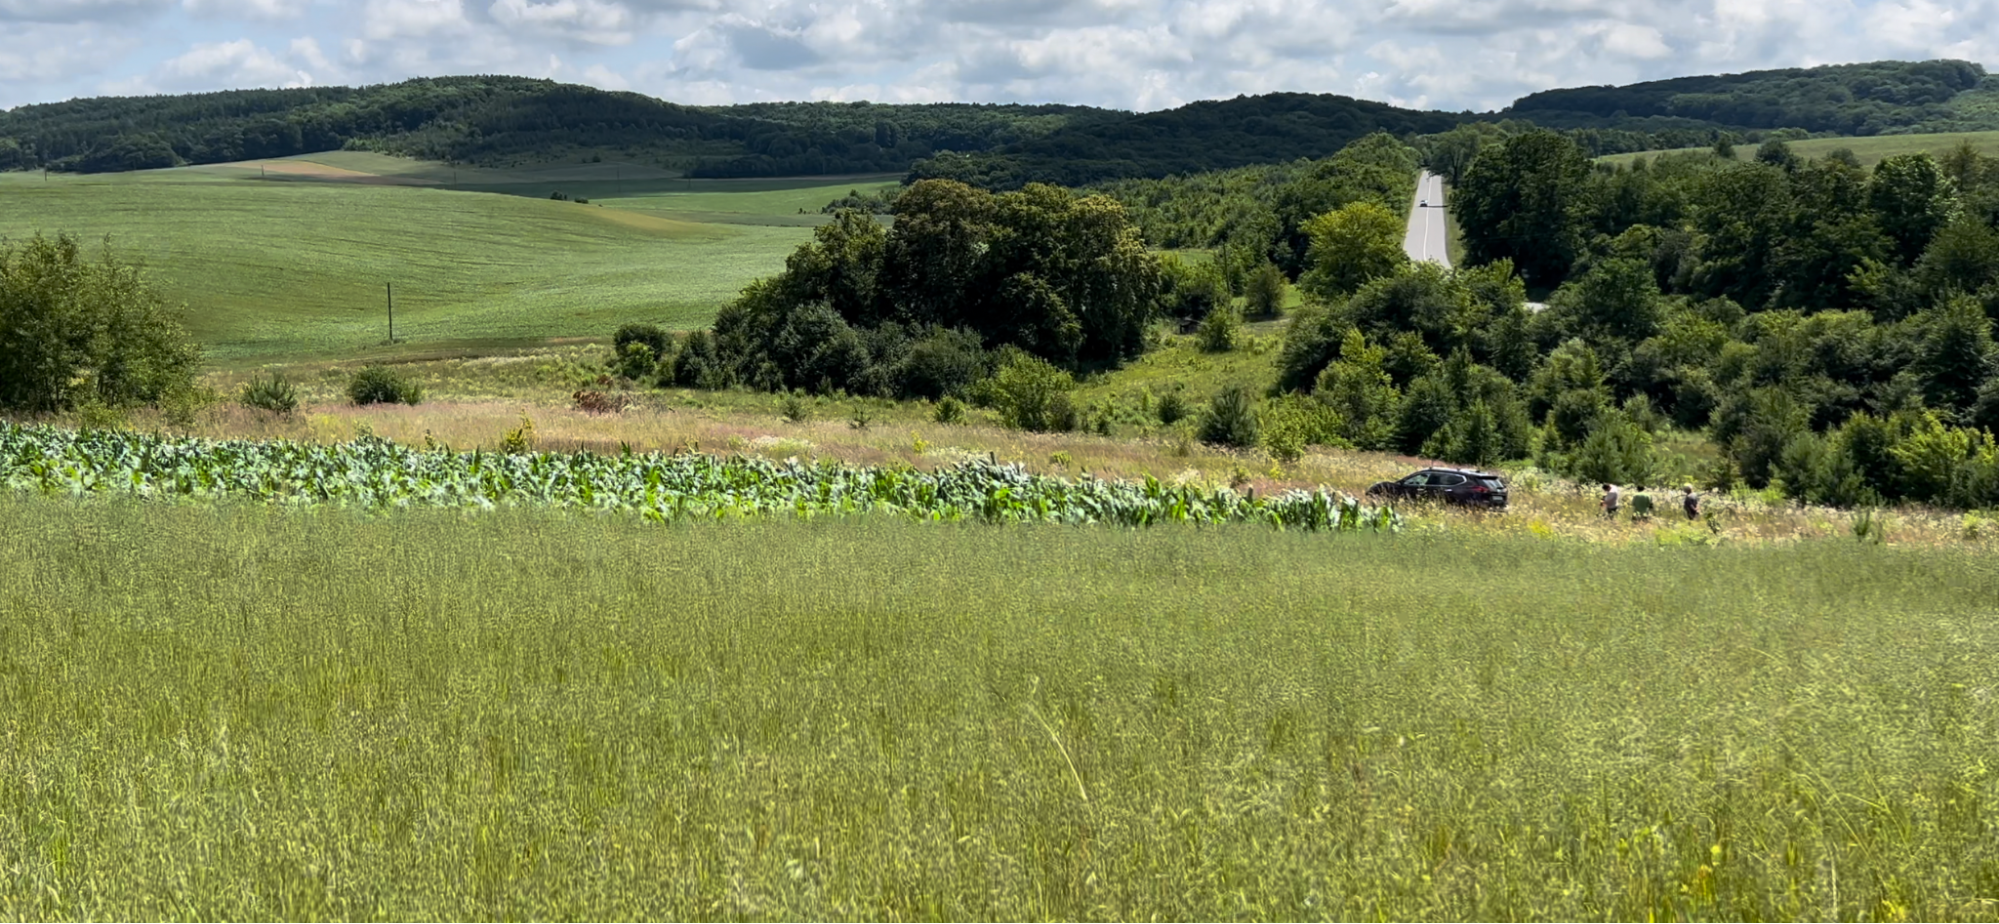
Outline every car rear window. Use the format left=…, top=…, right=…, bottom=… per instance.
left=1477, top=476, right=1506, bottom=489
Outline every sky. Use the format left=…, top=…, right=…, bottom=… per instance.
left=1, top=0, right=1996, bottom=113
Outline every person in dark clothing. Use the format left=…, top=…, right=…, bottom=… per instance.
left=1682, top=484, right=1700, bottom=520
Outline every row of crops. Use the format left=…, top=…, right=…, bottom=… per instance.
left=0, top=423, right=1401, bottom=531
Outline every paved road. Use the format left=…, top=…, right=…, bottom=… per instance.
left=1403, top=170, right=1451, bottom=267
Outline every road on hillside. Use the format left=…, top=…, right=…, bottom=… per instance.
left=1403, top=170, right=1450, bottom=267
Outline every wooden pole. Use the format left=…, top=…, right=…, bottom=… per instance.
left=387, top=282, right=394, bottom=343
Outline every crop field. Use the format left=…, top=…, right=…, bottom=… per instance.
left=0, top=160, right=887, bottom=365
left=3, top=492, right=1997, bottom=919
left=0, top=423, right=1399, bottom=531
left=1597, top=130, right=1999, bottom=168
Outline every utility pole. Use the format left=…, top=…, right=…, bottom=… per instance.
left=387, top=282, right=395, bottom=343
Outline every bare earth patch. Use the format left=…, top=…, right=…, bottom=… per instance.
left=254, top=160, right=438, bottom=186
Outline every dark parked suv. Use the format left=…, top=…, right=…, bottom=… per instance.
left=1366, top=467, right=1508, bottom=508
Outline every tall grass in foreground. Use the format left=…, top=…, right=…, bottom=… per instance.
left=3, top=497, right=1998, bottom=920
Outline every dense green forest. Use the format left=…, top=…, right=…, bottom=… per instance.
left=1354, top=131, right=1999, bottom=509
left=906, top=92, right=1461, bottom=188
left=0, top=77, right=1116, bottom=176
left=7, top=59, right=1998, bottom=181
left=1509, top=59, right=1999, bottom=135
left=912, top=60, right=1999, bottom=189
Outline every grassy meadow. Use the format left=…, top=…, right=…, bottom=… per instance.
left=0, top=158, right=892, bottom=365
left=12, top=148, right=1999, bottom=921
left=1596, top=130, right=1999, bottom=168
left=3, top=496, right=1997, bottom=919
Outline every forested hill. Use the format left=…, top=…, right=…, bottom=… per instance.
left=0, top=76, right=1121, bottom=176
left=6, top=59, right=1999, bottom=179
left=917, top=59, right=1999, bottom=188
left=1508, top=59, right=1999, bottom=135
left=908, top=92, right=1463, bottom=188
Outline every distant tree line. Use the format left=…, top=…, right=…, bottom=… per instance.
left=0, top=77, right=1115, bottom=177
left=906, top=92, right=1461, bottom=189
left=8, top=59, right=1997, bottom=185
left=1508, top=59, right=1993, bottom=136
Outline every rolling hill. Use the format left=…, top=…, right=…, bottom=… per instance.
left=5, top=59, right=1999, bottom=190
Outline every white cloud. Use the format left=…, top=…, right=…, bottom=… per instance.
left=1599, top=22, right=1670, bottom=59
left=489, top=0, right=636, bottom=44
left=0, top=22, right=146, bottom=107
left=363, top=0, right=467, bottom=40
left=181, top=0, right=309, bottom=20
left=0, top=0, right=169, bottom=24
left=157, top=37, right=313, bottom=86
left=290, top=35, right=333, bottom=70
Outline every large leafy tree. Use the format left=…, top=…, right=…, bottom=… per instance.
left=1913, top=294, right=1997, bottom=417
left=1454, top=131, right=1592, bottom=288
left=1869, top=153, right=1959, bottom=266
left=1298, top=201, right=1407, bottom=302
left=1543, top=257, right=1665, bottom=345
left=0, top=233, right=200, bottom=413
left=1689, top=162, right=1793, bottom=310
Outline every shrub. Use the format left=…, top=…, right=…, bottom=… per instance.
left=779, top=390, right=812, bottom=423
left=1156, top=389, right=1190, bottom=426
left=1046, top=392, right=1081, bottom=433
left=161, top=384, right=217, bottom=429
left=614, top=323, right=671, bottom=361
left=987, top=353, right=1077, bottom=432
left=572, top=390, right=630, bottom=414
left=239, top=372, right=299, bottom=416
left=933, top=395, right=965, bottom=424
left=1261, top=394, right=1347, bottom=462
left=0, top=232, right=200, bottom=413
left=347, top=366, right=423, bottom=406
left=897, top=327, right=987, bottom=400
left=499, top=414, right=536, bottom=453
left=1245, top=261, right=1289, bottom=318
left=1197, top=303, right=1243, bottom=353
left=665, top=330, right=728, bottom=390
left=1198, top=386, right=1261, bottom=448
left=614, top=343, right=657, bottom=381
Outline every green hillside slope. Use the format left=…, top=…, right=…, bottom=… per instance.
left=0, top=165, right=888, bottom=363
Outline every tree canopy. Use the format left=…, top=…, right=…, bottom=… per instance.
left=705, top=180, right=1161, bottom=398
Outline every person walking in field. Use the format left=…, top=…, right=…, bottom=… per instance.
left=1601, top=483, right=1620, bottom=519
left=1682, top=484, right=1700, bottom=520
left=1630, top=485, right=1655, bottom=520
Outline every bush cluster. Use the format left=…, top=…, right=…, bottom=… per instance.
left=347, top=366, right=423, bottom=406
left=239, top=372, right=299, bottom=415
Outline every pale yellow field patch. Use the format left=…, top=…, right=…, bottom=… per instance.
left=584, top=205, right=722, bottom=238
left=259, top=159, right=437, bottom=184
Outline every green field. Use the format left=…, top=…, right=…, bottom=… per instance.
left=4, top=495, right=1998, bottom=919
left=0, top=159, right=895, bottom=365
left=1597, top=130, right=1999, bottom=168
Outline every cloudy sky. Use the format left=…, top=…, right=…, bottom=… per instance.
left=1, top=0, right=1995, bottom=113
